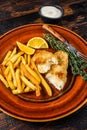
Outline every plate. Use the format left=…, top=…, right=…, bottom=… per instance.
left=0, top=24, right=87, bottom=122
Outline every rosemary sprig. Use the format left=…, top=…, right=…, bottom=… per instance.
left=44, top=33, right=87, bottom=80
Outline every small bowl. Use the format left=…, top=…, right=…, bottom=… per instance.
left=39, top=4, right=64, bottom=23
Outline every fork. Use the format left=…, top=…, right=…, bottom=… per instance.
left=43, top=24, right=87, bottom=63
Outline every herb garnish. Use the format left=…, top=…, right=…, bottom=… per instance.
left=44, top=33, right=87, bottom=80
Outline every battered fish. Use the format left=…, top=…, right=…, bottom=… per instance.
left=32, top=50, right=58, bottom=73
left=32, top=50, right=68, bottom=90
left=46, top=51, right=68, bottom=90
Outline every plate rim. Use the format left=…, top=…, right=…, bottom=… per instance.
left=0, top=23, right=87, bottom=122
left=0, top=99, right=87, bottom=122
left=0, top=23, right=87, bottom=46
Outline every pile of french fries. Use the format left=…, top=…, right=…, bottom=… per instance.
left=0, top=41, right=52, bottom=97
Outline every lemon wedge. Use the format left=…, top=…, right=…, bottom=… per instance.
left=27, top=37, right=48, bottom=49
left=16, top=41, right=35, bottom=55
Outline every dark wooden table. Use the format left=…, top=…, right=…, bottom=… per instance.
left=0, top=0, right=87, bottom=130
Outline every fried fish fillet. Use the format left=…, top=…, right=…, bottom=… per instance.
left=32, top=50, right=68, bottom=90
left=32, top=50, right=58, bottom=73
left=46, top=51, right=68, bottom=90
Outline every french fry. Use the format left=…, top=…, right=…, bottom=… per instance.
left=21, top=63, right=41, bottom=96
left=21, top=75, right=36, bottom=91
left=10, top=51, right=24, bottom=63
left=4, top=68, right=15, bottom=90
left=24, top=54, right=28, bottom=63
left=30, top=59, right=38, bottom=70
left=13, top=56, right=21, bottom=68
left=0, top=74, right=9, bottom=88
left=5, top=68, right=15, bottom=90
left=21, top=81, right=25, bottom=90
left=7, top=71, right=12, bottom=81
left=15, top=68, right=23, bottom=92
left=22, top=63, right=39, bottom=86
left=3, top=66, right=10, bottom=77
left=9, top=47, right=17, bottom=59
left=1, top=65, right=15, bottom=90
left=32, top=61, right=52, bottom=96
left=24, top=54, right=30, bottom=65
left=2, top=51, right=12, bottom=65
left=20, top=63, right=24, bottom=76
left=39, top=73, right=52, bottom=96
left=0, top=65, right=14, bottom=90
left=24, top=86, right=31, bottom=93
left=28, top=55, right=30, bottom=65
left=35, top=85, right=41, bottom=96
left=7, top=79, right=15, bottom=90
left=9, top=61, right=17, bottom=87
left=25, top=64, right=41, bottom=83
left=20, top=64, right=25, bottom=89
left=21, top=56, right=26, bottom=65
left=12, top=89, right=19, bottom=94
left=12, top=89, right=22, bottom=94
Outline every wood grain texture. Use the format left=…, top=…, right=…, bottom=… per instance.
left=0, top=0, right=87, bottom=41
left=0, top=0, right=86, bottom=20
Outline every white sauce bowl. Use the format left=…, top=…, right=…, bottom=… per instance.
left=39, top=5, right=64, bottom=23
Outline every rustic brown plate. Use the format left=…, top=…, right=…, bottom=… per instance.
left=0, top=24, right=87, bottom=122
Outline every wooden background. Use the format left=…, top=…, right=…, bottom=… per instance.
left=0, top=0, right=87, bottom=40
left=0, top=0, right=87, bottom=130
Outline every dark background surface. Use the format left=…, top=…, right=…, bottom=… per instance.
left=0, top=0, right=87, bottom=130
left=0, top=0, right=87, bottom=40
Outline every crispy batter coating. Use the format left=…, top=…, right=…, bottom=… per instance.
left=32, top=50, right=68, bottom=90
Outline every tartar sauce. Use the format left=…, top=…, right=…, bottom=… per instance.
left=40, top=6, right=62, bottom=19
